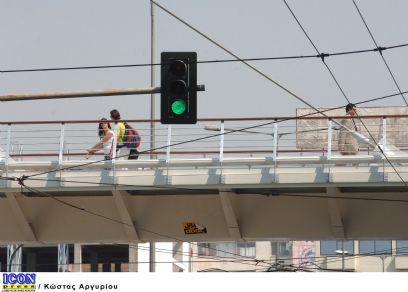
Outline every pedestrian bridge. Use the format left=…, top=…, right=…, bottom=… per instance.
left=1, top=114, right=408, bottom=243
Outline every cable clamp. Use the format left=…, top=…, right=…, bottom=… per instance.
left=374, top=46, right=387, bottom=55
left=317, top=53, right=330, bottom=62
left=17, top=175, right=27, bottom=186
left=255, top=259, right=265, bottom=266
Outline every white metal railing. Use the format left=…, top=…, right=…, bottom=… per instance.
left=0, top=115, right=407, bottom=167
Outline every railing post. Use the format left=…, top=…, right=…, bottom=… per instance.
left=18, top=145, right=23, bottom=162
left=5, top=124, right=11, bottom=167
left=58, top=123, right=65, bottom=164
left=111, top=125, right=118, bottom=162
left=273, top=123, right=278, bottom=160
left=327, top=120, right=332, bottom=160
left=382, top=117, right=387, bottom=152
left=219, top=120, right=225, bottom=162
left=166, top=125, right=172, bottom=163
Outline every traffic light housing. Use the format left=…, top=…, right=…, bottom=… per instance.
left=161, top=52, right=197, bottom=124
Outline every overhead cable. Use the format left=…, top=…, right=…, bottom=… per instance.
left=1, top=43, right=407, bottom=73
left=282, top=0, right=407, bottom=185
left=352, top=0, right=408, bottom=106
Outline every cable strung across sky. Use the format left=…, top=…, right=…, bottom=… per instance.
left=0, top=42, right=407, bottom=73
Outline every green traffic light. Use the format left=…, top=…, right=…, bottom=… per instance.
left=171, top=99, right=186, bottom=115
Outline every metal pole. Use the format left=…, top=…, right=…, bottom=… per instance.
left=58, top=123, right=65, bottom=164
left=327, top=120, right=332, bottom=160
left=0, top=87, right=162, bottom=101
left=219, top=120, right=225, bottom=162
left=342, top=240, right=345, bottom=272
left=273, top=123, right=278, bottom=160
left=149, top=0, right=156, bottom=272
left=382, top=117, right=387, bottom=150
left=380, top=255, right=386, bottom=272
left=5, top=124, right=11, bottom=168
left=149, top=242, right=155, bottom=272
left=150, top=0, right=156, bottom=160
left=166, top=125, right=172, bottom=163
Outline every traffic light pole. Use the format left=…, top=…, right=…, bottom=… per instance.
left=0, top=86, right=204, bottom=102
left=0, top=87, right=162, bottom=101
left=150, top=0, right=156, bottom=273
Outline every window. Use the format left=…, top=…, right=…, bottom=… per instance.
left=271, top=241, right=292, bottom=257
left=197, top=242, right=256, bottom=258
left=396, top=240, right=408, bottom=255
left=320, top=240, right=354, bottom=255
left=237, top=242, right=256, bottom=257
left=359, top=240, right=391, bottom=255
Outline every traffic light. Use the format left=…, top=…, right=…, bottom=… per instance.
left=161, top=52, right=197, bottom=124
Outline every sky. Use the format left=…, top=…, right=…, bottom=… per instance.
left=0, top=0, right=407, bottom=122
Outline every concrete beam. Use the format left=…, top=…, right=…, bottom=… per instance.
left=5, top=193, right=37, bottom=242
left=219, top=190, right=242, bottom=240
left=112, top=191, right=140, bottom=242
left=326, top=187, right=345, bottom=238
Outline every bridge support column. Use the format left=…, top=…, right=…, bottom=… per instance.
left=74, top=244, right=82, bottom=272
left=326, top=187, right=345, bottom=238
left=129, top=245, right=138, bottom=272
left=219, top=190, right=242, bottom=240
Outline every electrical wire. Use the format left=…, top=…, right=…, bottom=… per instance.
left=23, top=177, right=408, bottom=204
left=20, top=90, right=408, bottom=180
left=152, top=0, right=407, bottom=187
left=254, top=192, right=408, bottom=204
left=1, top=43, right=407, bottom=73
left=2, top=2, right=407, bottom=272
left=282, top=0, right=408, bottom=186
left=20, top=0, right=408, bottom=184
left=132, top=244, right=270, bottom=269
left=352, top=0, right=408, bottom=106
left=311, top=245, right=408, bottom=269
left=23, top=175, right=407, bottom=269
left=12, top=89, right=408, bottom=200
left=283, top=0, right=352, bottom=103
left=17, top=182, right=271, bottom=268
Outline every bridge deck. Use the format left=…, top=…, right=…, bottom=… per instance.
left=1, top=155, right=408, bottom=243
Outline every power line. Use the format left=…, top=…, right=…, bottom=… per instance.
left=311, top=244, right=408, bottom=269
left=132, top=244, right=270, bottom=269
left=283, top=0, right=351, bottom=103
left=282, top=0, right=407, bottom=186
left=18, top=88, right=408, bottom=183
left=4, top=2, right=408, bottom=182
left=8, top=182, right=408, bottom=270
left=14, top=11, right=406, bottom=180
left=1, top=43, right=407, bottom=73
left=17, top=182, right=270, bottom=267
left=17, top=177, right=407, bottom=270
left=254, top=192, right=408, bottom=204
left=352, top=0, right=408, bottom=106
left=23, top=176, right=408, bottom=204
left=151, top=0, right=407, bottom=188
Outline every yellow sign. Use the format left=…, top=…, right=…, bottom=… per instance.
left=182, top=222, right=207, bottom=234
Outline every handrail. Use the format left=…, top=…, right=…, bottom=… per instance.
left=0, top=115, right=405, bottom=164
left=0, top=114, right=407, bottom=125
left=9, top=147, right=377, bottom=158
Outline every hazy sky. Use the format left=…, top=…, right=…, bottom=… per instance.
left=0, top=0, right=407, bottom=121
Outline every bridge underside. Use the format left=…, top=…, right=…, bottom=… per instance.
left=1, top=158, right=408, bottom=243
